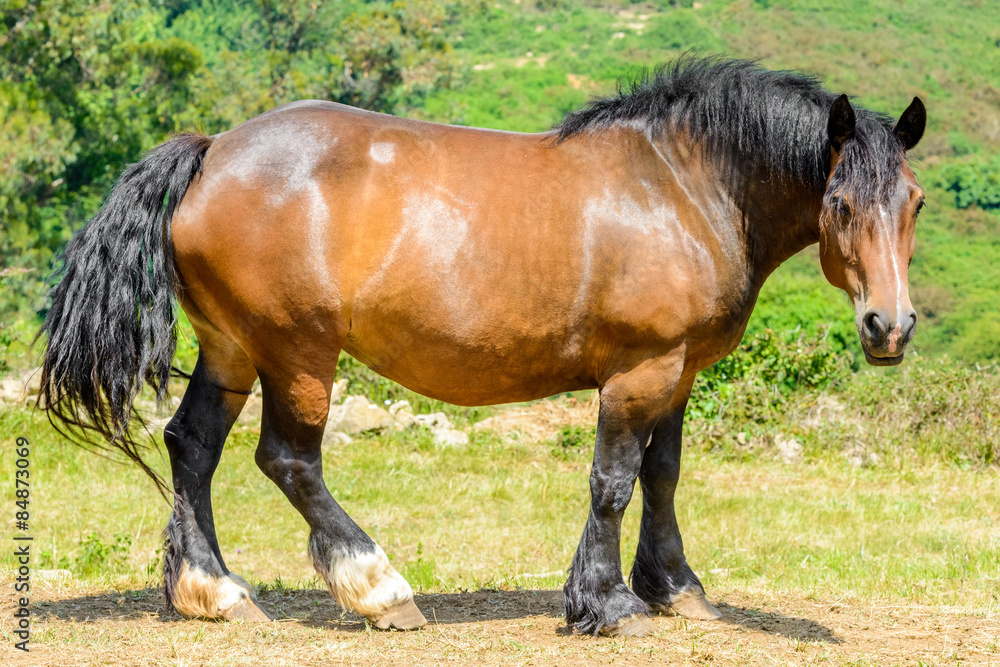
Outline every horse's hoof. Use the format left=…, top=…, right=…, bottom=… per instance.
left=599, top=614, right=657, bottom=637
left=372, top=599, right=427, bottom=630
left=222, top=598, right=274, bottom=622
left=667, top=592, right=722, bottom=620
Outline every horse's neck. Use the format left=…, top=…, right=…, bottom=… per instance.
left=739, top=176, right=824, bottom=280
left=648, top=132, right=823, bottom=289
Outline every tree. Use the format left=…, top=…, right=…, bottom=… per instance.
left=0, top=0, right=460, bottom=318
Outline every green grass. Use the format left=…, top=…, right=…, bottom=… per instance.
left=2, top=399, right=997, bottom=611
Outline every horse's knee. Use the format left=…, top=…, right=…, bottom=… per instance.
left=589, top=467, right=639, bottom=516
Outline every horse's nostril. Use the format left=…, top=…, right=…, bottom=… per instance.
left=864, top=310, right=884, bottom=337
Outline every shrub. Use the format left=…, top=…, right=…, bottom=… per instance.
left=688, top=327, right=852, bottom=424
left=549, top=424, right=595, bottom=459
left=936, top=155, right=1000, bottom=211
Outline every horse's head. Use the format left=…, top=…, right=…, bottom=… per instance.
left=819, top=94, right=926, bottom=366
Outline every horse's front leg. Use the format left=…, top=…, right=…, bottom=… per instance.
left=564, top=355, right=684, bottom=636
left=630, top=383, right=721, bottom=620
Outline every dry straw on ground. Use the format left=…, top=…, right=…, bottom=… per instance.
left=3, top=583, right=998, bottom=666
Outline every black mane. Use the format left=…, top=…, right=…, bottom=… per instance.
left=556, top=57, right=904, bottom=205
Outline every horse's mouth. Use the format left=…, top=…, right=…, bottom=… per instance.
left=864, top=349, right=905, bottom=366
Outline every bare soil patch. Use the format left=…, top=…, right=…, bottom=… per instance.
left=4, top=583, right=998, bottom=665
left=473, top=394, right=599, bottom=444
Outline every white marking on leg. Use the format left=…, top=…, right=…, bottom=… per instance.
left=322, top=545, right=413, bottom=619
left=369, top=142, right=396, bottom=164
left=172, top=562, right=258, bottom=619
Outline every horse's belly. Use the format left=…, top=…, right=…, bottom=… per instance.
left=341, top=316, right=596, bottom=406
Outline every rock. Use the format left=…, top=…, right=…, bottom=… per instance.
left=393, top=411, right=416, bottom=429
left=389, top=400, right=416, bottom=428
left=237, top=392, right=263, bottom=426
left=323, top=431, right=354, bottom=446
left=389, top=406, right=468, bottom=445
left=329, top=379, right=349, bottom=405
left=327, top=395, right=394, bottom=434
left=413, top=412, right=454, bottom=430
left=472, top=393, right=599, bottom=444
left=775, top=434, right=803, bottom=464
left=388, top=400, right=411, bottom=416
left=0, top=370, right=42, bottom=403
left=431, top=428, right=469, bottom=447
left=0, top=378, right=26, bottom=403
left=22, top=367, right=42, bottom=396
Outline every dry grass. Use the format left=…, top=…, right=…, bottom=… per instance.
left=3, top=584, right=998, bottom=665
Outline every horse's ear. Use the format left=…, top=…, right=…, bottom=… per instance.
left=827, top=94, right=856, bottom=152
left=894, top=97, right=926, bottom=151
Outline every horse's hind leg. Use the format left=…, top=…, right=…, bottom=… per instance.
left=254, top=367, right=425, bottom=630
left=162, top=327, right=268, bottom=621
left=629, top=386, right=721, bottom=620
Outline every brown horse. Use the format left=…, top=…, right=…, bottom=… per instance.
left=41, top=58, right=925, bottom=636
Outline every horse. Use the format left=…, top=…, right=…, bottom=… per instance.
left=40, top=58, right=925, bottom=637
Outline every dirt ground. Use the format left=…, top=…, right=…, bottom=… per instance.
left=3, top=582, right=998, bottom=666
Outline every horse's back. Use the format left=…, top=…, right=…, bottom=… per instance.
left=170, top=102, right=735, bottom=401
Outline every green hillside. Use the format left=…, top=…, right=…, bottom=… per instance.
left=414, top=0, right=1000, bottom=362
left=1, top=0, right=998, bottom=368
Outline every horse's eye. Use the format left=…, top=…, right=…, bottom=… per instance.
left=837, top=199, right=851, bottom=217
left=915, top=201, right=925, bottom=217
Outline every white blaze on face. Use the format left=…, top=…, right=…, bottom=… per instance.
left=877, top=204, right=907, bottom=329
left=369, top=142, right=396, bottom=164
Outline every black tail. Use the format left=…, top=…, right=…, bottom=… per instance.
left=40, top=133, right=213, bottom=496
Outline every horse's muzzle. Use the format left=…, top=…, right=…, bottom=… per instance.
left=860, top=307, right=917, bottom=366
